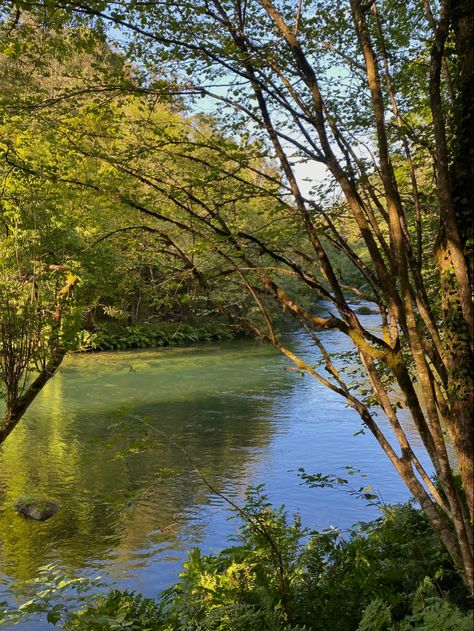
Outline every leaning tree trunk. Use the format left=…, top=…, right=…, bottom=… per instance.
left=0, top=347, right=66, bottom=445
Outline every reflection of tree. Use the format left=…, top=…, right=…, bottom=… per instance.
left=0, top=342, right=290, bottom=585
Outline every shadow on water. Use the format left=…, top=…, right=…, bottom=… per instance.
left=0, top=340, right=294, bottom=588
left=0, top=318, right=427, bottom=615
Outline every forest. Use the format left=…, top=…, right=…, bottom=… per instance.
left=0, top=0, right=473, bottom=629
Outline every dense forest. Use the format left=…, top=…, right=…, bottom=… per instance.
left=0, top=0, right=473, bottom=629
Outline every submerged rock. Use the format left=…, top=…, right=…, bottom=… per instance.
left=355, top=305, right=377, bottom=315
left=14, top=497, right=61, bottom=521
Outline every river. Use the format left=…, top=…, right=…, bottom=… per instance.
left=0, top=312, right=426, bottom=627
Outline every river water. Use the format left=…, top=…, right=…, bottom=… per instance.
left=0, top=313, right=426, bottom=626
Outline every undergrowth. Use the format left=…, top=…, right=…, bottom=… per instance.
left=62, top=487, right=473, bottom=630
left=76, top=321, right=244, bottom=351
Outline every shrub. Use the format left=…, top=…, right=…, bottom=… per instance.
left=107, top=490, right=468, bottom=630
left=76, top=321, right=245, bottom=352
left=36, top=491, right=474, bottom=629
left=302, top=502, right=465, bottom=628
left=355, top=305, right=375, bottom=315
left=65, top=590, right=162, bottom=630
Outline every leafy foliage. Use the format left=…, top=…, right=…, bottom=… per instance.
left=0, top=564, right=105, bottom=628
left=63, top=490, right=472, bottom=630
left=76, top=321, right=244, bottom=351
left=65, top=590, right=162, bottom=630
left=1, top=0, right=474, bottom=602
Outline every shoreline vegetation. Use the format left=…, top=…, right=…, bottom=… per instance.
left=75, top=301, right=378, bottom=353
left=3, top=493, right=472, bottom=630
left=75, top=320, right=248, bottom=353
left=1, top=1, right=473, bottom=627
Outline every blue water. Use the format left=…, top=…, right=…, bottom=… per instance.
left=0, top=309, right=425, bottom=628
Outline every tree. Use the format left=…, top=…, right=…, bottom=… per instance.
left=0, top=12, right=275, bottom=439
left=2, top=0, right=473, bottom=594
left=0, top=16, right=129, bottom=441
left=0, top=168, right=80, bottom=443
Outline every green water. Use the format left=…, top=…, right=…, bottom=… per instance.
left=0, top=326, right=420, bottom=624
left=0, top=340, right=296, bottom=586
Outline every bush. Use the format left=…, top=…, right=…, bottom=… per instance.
left=76, top=321, right=245, bottom=351
left=358, top=584, right=474, bottom=631
left=64, top=490, right=472, bottom=630
left=302, top=502, right=465, bottom=628
left=355, top=305, right=375, bottom=315
left=65, top=590, right=162, bottom=630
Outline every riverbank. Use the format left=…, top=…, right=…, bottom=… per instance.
left=4, top=497, right=473, bottom=630
left=76, top=320, right=247, bottom=351
left=0, top=331, right=421, bottom=629
left=75, top=297, right=378, bottom=354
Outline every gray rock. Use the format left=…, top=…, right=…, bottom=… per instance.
left=14, top=498, right=61, bottom=521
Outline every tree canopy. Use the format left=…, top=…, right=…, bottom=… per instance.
left=0, top=0, right=473, bottom=595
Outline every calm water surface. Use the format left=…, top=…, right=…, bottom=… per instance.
left=0, top=313, right=426, bottom=626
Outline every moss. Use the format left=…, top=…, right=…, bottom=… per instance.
left=15, top=495, right=54, bottom=510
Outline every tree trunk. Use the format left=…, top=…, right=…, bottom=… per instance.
left=0, top=349, right=66, bottom=445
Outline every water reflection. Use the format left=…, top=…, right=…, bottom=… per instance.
left=0, top=321, right=426, bottom=611
left=0, top=341, right=292, bottom=587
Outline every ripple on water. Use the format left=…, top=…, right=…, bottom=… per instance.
left=0, top=333, right=421, bottom=609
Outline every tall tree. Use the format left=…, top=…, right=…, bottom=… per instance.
left=0, top=15, right=127, bottom=441
left=2, top=0, right=473, bottom=593
left=0, top=12, right=276, bottom=440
